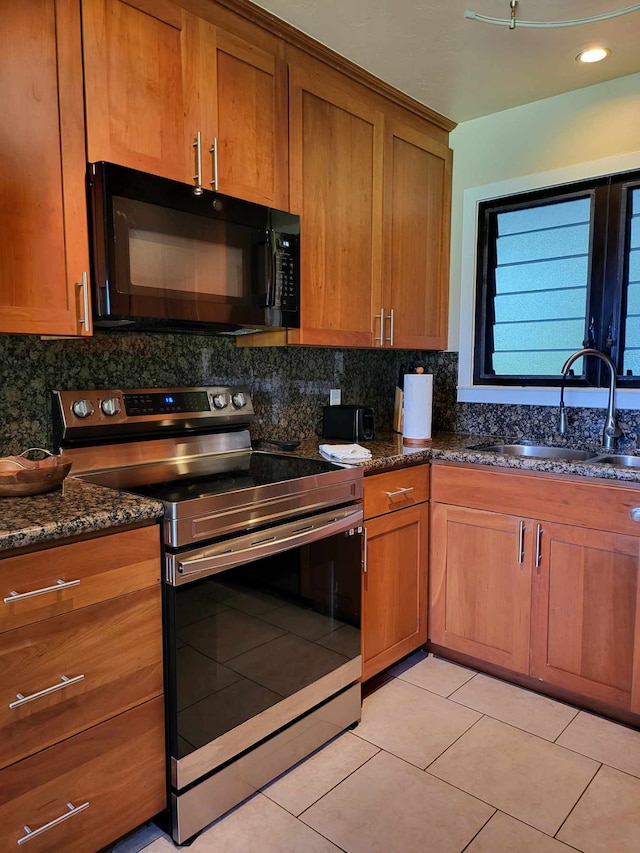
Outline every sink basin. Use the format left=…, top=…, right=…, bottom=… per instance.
left=592, top=455, right=640, bottom=468
left=476, top=444, right=600, bottom=462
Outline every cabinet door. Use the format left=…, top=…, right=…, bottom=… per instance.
left=531, top=521, right=640, bottom=713
left=83, top=0, right=194, bottom=183
left=289, top=59, right=384, bottom=347
left=213, top=30, right=288, bottom=208
left=0, top=0, right=90, bottom=336
left=362, top=503, right=427, bottom=680
left=429, top=503, right=532, bottom=674
left=382, top=120, right=452, bottom=350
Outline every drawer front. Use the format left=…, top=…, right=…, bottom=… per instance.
left=430, top=462, right=640, bottom=537
left=0, top=586, right=163, bottom=770
left=0, top=525, right=160, bottom=633
left=364, top=465, right=429, bottom=520
left=0, top=697, right=166, bottom=853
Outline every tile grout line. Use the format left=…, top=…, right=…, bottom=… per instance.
left=553, top=708, right=581, bottom=743
left=265, top=742, right=382, bottom=818
left=552, top=761, right=603, bottom=841
left=422, top=711, right=487, bottom=772
left=259, top=794, right=350, bottom=853
left=459, top=807, right=498, bottom=853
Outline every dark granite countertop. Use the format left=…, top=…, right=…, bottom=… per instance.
left=0, top=477, right=164, bottom=553
left=5, top=431, right=640, bottom=554
left=294, top=432, right=640, bottom=485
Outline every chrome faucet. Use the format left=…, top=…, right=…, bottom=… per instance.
left=558, top=348, right=621, bottom=450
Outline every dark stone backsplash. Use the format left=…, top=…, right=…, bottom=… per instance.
left=2, top=331, right=638, bottom=456
left=0, top=332, right=457, bottom=455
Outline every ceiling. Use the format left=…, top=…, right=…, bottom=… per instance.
left=253, top=0, right=640, bottom=123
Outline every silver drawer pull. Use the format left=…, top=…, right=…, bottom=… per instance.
left=17, top=801, right=89, bottom=845
left=631, top=507, right=640, bottom=521
left=9, top=674, right=85, bottom=710
left=384, top=487, right=415, bottom=498
left=4, top=578, right=80, bottom=604
left=250, top=535, right=277, bottom=547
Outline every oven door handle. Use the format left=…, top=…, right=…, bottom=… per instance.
left=170, top=506, right=363, bottom=585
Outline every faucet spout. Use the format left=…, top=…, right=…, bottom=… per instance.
left=559, top=348, right=621, bottom=450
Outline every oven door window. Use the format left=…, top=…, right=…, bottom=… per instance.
left=167, top=530, right=361, bottom=759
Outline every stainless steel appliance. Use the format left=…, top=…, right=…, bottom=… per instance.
left=88, top=163, right=300, bottom=334
left=53, top=387, right=362, bottom=844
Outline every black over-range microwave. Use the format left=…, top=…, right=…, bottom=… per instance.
left=88, top=162, right=300, bottom=334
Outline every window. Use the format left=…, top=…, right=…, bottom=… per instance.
left=474, top=169, right=640, bottom=387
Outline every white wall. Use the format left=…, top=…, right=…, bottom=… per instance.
left=448, top=71, right=640, bottom=354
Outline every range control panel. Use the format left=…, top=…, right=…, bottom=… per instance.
left=52, top=386, right=254, bottom=447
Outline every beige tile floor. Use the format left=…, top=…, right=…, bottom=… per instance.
left=114, top=651, right=640, bottom=853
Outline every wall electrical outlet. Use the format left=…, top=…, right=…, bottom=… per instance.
left=329, top=389, right=341, bottom=406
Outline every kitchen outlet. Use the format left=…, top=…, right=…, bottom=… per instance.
left=330, top=389, right=341, bottom=406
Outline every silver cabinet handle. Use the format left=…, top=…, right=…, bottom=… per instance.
left=4, top=578, right=80, bottom=604
left=17, top=801, right=90, bottom=845
left=518, top=520, right=525, bottom=564
left=535, top=523, right=542, bottom=571
left=362, top=526, right=368, bottom=573
left=192, top=131, right=203, bottom=195
left=631, top=507, right=640, bottom=521
left=384, top=486, right=414, bottom=498
left=209, top=137, right=219, bottom=189
left=374, top=308, right=385, bottom=345
left=9, top=674, right=85, bottom=710
left=384, top=308, right=395, bottom=346
left=76, top=272, right=90, bottom=332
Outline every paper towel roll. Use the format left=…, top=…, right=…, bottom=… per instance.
left=402, top=373, right=433, bottom=446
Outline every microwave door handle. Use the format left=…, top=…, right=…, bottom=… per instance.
left=252, top=232, right=275, bottom=307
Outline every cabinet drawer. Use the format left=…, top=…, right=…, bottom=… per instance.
left=364, top=465, right=429, bottom=519
left=0, top=586, right=163, bottom=770
left=0, top=525, right=160, bottom=633
left=0, top=696, right=165, bottom=853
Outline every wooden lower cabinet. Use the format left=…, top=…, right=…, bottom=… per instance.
left=531, top=521, right=640, bottom=713
left=429, top=503, right=532, bottom=675
left=0, top=523, right=165, bottom=852
left=362, top=466, right=428, bottom=680
left=430, top=463, right=640, bottom=715
left=0, top=697, right=165, bottom=853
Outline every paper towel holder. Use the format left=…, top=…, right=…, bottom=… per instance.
left=402, top=367, right=433, bottom=447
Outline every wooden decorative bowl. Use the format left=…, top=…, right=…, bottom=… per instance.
left=0, top=449, right=72, bottom=497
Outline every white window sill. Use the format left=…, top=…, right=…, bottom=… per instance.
left=457, top=385, right=640, bottom=410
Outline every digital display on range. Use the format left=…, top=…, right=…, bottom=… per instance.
left=123, top=391, right=210, bottom=417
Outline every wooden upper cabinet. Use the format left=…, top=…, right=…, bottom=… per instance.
left=288, top=58, right=384, bottom=347
left=382, top=120, right=452, bottom=350
left=0, top=0, right=90, bottom=336
left=82, top=0, right=193, bottom=183
left=531, top=521, right=640, bottom=714
left=212, top=30, right=288, bottom=207
left=82, top=0, right=288, bottom=206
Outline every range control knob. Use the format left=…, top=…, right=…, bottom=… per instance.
left=212, top=393, right=229, bottom=410
left=231, top=392, right=247, bottom=409
left=71, top=399, right=95, bottom=419
left=101, top=397, right=122, bottom=417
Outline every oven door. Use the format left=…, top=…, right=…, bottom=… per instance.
left=164, top=506, right=363, bottom=790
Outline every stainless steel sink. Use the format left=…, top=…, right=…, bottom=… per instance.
left=476, top=444, right=600, bottom=462
left=592, top=455, right=640, bottom=468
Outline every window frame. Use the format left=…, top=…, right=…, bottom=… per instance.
left=472, top=168, right=640, bottom=389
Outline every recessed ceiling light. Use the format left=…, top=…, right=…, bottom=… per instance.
left=576, top=47, right=611, bottom=63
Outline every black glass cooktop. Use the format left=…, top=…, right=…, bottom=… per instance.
left=130, top=451, right=343, bottom=503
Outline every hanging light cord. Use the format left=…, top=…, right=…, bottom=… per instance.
left=465, top=2, right=640, bottom=28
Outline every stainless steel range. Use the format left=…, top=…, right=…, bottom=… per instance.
left=52, top=386, right=363, bottom=844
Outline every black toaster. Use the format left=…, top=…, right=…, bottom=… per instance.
left=322, top=405, right=375, bottom=441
